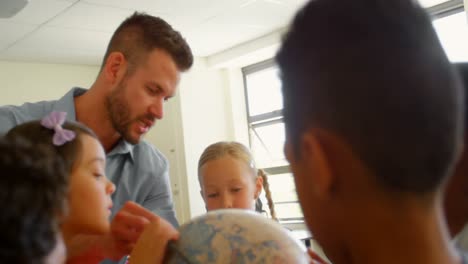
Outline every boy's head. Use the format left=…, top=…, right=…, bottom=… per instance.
left=445, top=63, right=468, bottom=236
left=0, top=137, right=67, bottom=264
left=277, top=0, right=463, bottom=261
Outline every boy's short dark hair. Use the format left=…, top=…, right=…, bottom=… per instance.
left=456, top=63, right=468, bottom=127
left=276, top=0, right=464, bottom=193
left=0, top=137, right=68, bottom=263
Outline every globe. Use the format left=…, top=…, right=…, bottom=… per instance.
left=165, top=209, right=309, bottom=264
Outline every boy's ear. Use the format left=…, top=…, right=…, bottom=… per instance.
left=103, top=52, right=127, bottom=85
left=301, top=130, right=335, bottom=199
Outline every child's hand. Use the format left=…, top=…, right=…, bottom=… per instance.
left=65, top=202, right=163, bottom=263
left=129, top=216, right=179, bottom=264
left=101, top=201, right=160, bottom=260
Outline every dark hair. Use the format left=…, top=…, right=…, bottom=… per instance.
left=0, top=137, right=67, bottom=263
left=455, top=63, right=468, bottom=127
left=276, top=0, right=464, bottom=193
left=5, top=120, right=99, bottom=175
left=101, top=12, right=193, bottom=73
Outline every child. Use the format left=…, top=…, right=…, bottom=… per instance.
left=5, top=111, right=115, bottom=254
left=276, top=0, right=466, bottom=263
left=198, top=141, right=277, bottom=220
left=127, top=142, right=290, bottom=263
left=0, top=136, right=67, bottom=264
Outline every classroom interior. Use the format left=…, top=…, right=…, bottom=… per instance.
left=0, top=0, right=466, bottom=252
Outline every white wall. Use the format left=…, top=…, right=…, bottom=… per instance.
left=226, top=68, right=250, bottom=146
left=0, top=61, right=98, bottom=105
left=145, top=93, right=190, bottom=223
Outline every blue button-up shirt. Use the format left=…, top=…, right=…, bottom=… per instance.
left=0, top=88, right=178, bottom=263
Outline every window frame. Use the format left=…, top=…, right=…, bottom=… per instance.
left=427, top=0, right=463, bottom=19
left=242, top=59, right=301, bottom=225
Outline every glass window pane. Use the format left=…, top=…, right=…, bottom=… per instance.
left=245, top=67, right=283, bottom=116
left=250, top=122, right=288, bottom=168
left=433, top=11, right=468, bottom=62
left=244, top=63, right=305, bottom=223
left=275, top=203, right=303, bottom=220
left=418, top=0, right=449, bottom=8
left=259, top=173, right=303, bottom=221
left=266, top=173, right=298, bottom=203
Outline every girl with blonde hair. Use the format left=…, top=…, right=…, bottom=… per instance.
left=198, top=141, right=277, bottom=220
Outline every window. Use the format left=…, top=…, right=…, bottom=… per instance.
left=242, top=59, right=303, bottom=225
left=431, top=1, right=468, bottom=62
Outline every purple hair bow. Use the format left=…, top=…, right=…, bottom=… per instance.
left=40, top=111, right=76, bottom=146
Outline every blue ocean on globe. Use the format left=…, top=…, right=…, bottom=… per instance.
left=165, top=209, right=308, bottom=264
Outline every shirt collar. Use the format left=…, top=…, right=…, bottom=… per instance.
left=108, top=139, right=135, bottom=161
left=55, top=87, right=136, bottom=161
left=53, top=87, right=86, bottom=121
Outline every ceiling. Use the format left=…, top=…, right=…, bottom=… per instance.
left=0, top=0, right=453, bottom=66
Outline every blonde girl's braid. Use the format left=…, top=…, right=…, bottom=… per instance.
left=258, top=169, right=278, bottom=221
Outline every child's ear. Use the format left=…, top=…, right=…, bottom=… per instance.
left=254, top=175, right=263, bottom=200
left=301, top=130, right=334, bottom=199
